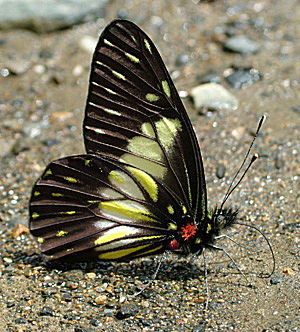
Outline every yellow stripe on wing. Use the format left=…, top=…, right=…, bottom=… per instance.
left=99, top=201, right=157, bottom=222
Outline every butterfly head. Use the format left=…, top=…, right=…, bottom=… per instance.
left=168, top=207, right=238, bottom=255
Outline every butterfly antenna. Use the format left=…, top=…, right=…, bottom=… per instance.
left=219, top=115, right=267, bottom=211
left=235, top=222, right=276, bottom=278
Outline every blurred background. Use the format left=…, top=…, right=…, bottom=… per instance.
left=0, top=0, right=299, bottom=330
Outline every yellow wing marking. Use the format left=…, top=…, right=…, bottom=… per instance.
left=125, top=52, right=139, bottom=63
left=162, top=80, right=171, bottom=97
left=141, top=122, right=155, bottom=138
left=134, top=245, right=163, bottom=257
left=146, top=93, right=159, bottom=102
left=99, top=201, right=156, bottom=222
left=95, top=230, right=129, bottom=246
left=98, top=244, right=150, bottom=260
left=108, top=170, right=125, bottom=183
left=104, top=39, right=114, bottom=47
left=167, top=205, right=174, bottom=215
left=168, top=223, right=177, bottom=230
left=112, top=70, right=126, bottom=81
left=44, top=169, right=52, bottom=176
left=51, top=193, right=64, bottom=197
left=144, top=39, right=152, bottom=53
left=126, top=166, right=158, bottom=202
left=34, top=191, right=40, bottom=196
left=64, top=177, right=78, bottom=183
left=104, top=87, right=117, bottom=95
left=37, top=237, right=44, bottom=244
left=155, top=117, right=182, bottom=152
left=56, top=230, right=68, bottom=237
left=183, top=160, right=193, bottom=206
left=32, top=212, right=39, bottom=219
left=104, top=108, right=121, bottom=116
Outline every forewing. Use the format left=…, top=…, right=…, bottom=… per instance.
left=83, top=19, right=207, bottom=221
left=29, top=154, right=184, bottom=261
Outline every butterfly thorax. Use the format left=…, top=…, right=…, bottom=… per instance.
left=168, top=207, right=239, bottom=255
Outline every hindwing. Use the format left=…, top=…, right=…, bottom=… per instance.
left=29, top=155, right=187, bottom=261
left=83, top=20, right=207, bottom=221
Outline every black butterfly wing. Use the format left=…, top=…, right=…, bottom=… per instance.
left=29, top=154, right=185, bottom=261
left=83, top=20, right=207, bottom=222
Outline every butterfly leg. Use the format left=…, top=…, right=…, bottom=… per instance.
left=209, top=245, right=252, bottom=287
left=202, top=248, right=210, bottom=313
left=129, top=252, right=166, bottom=298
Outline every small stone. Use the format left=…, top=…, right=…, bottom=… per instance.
left=51, top=111, right=73, bottom=121
left=190, top=83, right=238, bottom=112
left=95, top=294, right=107, bottom=305
left=223, top=35, right=259, bottom=54
left=216, top=164, right=226, bottom=179
left=225, top=67, right=263, bottom=89
left=11, top=138, right=31, bottom=155
left=115, top=304, right=138, bottom=319
left=12, top=223, right=29, bottom=238
left=15, top=318, right=26, bottom=324
left=175, top=54, right=189, bottom=66
left=270, top=277, right=282, bottom=285
left=0, top=0, right=109, bottom=33
left=79, top=36, right=97, bottom=53
left=33, top=64, right=46, bottom=74
left=39, top=306, right=53, bottom=316
left=117, top=8, right=129, bottom=19
left=86, top=272, right=96, bottom=279
left=198, top=70, right=221, bottom=84
left=275, top=155, right=285, bottom=169
left=283, top=267, right=295, bottom=276
left=3, top=257, right=13, bottom=263
left=73, top=65, right=83, bottom=76
left=231, top=126, right=246, bottom=140
left=193, top=322, right=206, bottom=332
left=291, top=105, right=300, bottom=114
left=5, top=59, right=31, bottom=75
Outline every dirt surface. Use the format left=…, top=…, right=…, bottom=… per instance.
left=0, top=0, right=299, bottom=331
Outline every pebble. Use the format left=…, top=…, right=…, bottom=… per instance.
left=79, top=36, right=98, bottom=54
left=86, top=272, right=96, bottom=279
left=11, top=224, right=29, bottom=238
left=5, top=59, right=31, bottom=75
left=190, top=83, right=238, bottom=112
left=231, top=126, right=246, bottom=140
left=115, top=304, right=139, bottom=319
left=224, top=67, right=263, bottom=89
left=94, top=294, right=107, bottom=305
left=291, top=105, right=300, bottom=114
left=270, top=277, right=282, bottom=285
left=39, top=306, right=54, bottom=316
left=283, top=267, right=295, bottom=276
left=198, top=70, right=221, bottom=84
left=175, top=54, right=189, bottom=66
left=223, top=35, right=259, bottom=54
left=275, top=155, right=285, bottom=169
left=216, top=164, right=226, bottom=179
left=0, top=0, right=109, bottom=32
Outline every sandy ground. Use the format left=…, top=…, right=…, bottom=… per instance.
left=0, top=0, right=299, bottom=331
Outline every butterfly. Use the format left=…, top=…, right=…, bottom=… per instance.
left=29, top=20, right=273, bottom=283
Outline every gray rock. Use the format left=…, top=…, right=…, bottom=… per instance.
left=223, top=35, right=259, bottom=54
left=190, top=83, right=238, bottom=111
left=225, top=67, right=263, bottom=89
left=0, top=0, right=108, bottom=33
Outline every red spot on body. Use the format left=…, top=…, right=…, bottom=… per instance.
left=168, top=239, right=179, bottom=251
left=181, top=222, right=196, bottom=240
